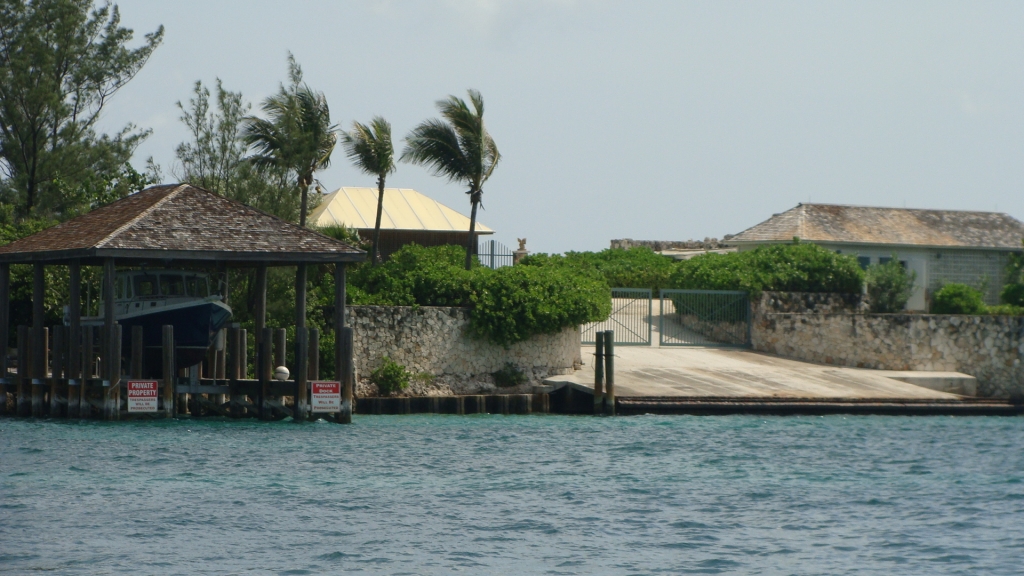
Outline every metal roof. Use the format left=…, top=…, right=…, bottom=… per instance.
left=729, top=203, right=1024, bottom=250
left=309, top=187, right=493, bottom=234
left=0, top=184, right=366, bottom=264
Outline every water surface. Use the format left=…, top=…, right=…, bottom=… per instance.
left=2, top=415, right=1023, bottom=574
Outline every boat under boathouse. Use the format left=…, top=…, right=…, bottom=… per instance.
left=0, top=183, right=366, bottom=422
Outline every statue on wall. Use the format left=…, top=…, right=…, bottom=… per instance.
left=517, top=238, right=527, bottom=251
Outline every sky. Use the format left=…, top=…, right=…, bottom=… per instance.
left=100, top=0, right=1024, bottom=254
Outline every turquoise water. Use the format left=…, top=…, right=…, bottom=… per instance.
left=2, top=415, right=1023, bottom=575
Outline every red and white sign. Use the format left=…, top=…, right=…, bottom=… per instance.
left=311, top=381, right=341, bottom=413
left=127, top=380, right=159, bottom=413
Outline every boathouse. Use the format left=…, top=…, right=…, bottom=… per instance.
left=0, top=183, right=365, bottom=422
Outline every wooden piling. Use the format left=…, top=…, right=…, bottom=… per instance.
left=274, top=328, right=286, bottom=370
left=295, top=326, right=308, bottom=422
left=604, top=330, right=615, bottom=416
left=0, top=263, right=9, bottom=415
left=80, top=325, right=94, bottom=418
left=511, top=394, right=532, bottom=415
left=31, top=264, right=45, bottom=417
left=162, top=325, right=175, bottom=418
left=594, top=331, right=605, bottom=415
left=131, top=326, right=144, bottom=379
left=338, top=326, right=353, bottom=424
left=51, top=326, right=65, bottom=417
left=16, top=325, right=27, bottom=416
left=102, top=259, right=118, bottom=420
left=228, top=326, right=242, bottom=418
left=238, top=328, right=248, bottom=380
left=260, top=327, right=273, bottom=420
left=67, top=261, right=81, bottom=418
left=308, top=328, right=319, bottom=381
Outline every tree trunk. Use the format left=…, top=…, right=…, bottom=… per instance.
left=464, top=190, right=480, bottom=271
left=371, top=175, right=386, bottom=266
left=299, top=175, right=310, bottom=227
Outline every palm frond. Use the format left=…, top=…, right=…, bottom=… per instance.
left=341, top=116, right=395, bottom=178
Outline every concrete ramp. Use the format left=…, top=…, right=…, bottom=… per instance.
left=545, top=346, right=975, bottom=400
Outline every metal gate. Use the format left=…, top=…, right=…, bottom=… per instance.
left=658, top=289, right=750, bottom=347
left=582, top=288, right=652, bottom=346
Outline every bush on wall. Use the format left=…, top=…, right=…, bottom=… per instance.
left=865, top=258, right=916, bottom=313
left=347, top=244, right=610, bottom=345
left=932, top=283, right=987, bottom=315
left=669, top=243, right=865, bottom=295
left=520, top=247, right=677, bottom=291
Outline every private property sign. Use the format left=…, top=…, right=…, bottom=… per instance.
left=127, top=380, right=159, bottom=413
left=311, top=381, right=341, bottom=413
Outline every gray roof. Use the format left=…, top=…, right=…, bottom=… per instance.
left=729, top=203, right=1024, bottom=250
left=0, top=184, right=366, bottom=264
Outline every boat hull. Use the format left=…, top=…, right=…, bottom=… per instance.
left=112, top=300, right=232, bottom=370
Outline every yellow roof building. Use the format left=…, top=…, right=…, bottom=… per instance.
left=309, top=187, right=493, bottom=234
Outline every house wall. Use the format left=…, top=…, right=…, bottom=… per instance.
left=358, top=230, right=494, bottom=261
left=348, top=306, right=580, bottom=393
left=751, top=292, right=1024, bottom=397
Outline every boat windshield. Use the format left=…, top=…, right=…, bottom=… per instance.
left=185, top=276, right=209, bottom=297
left=160, top=274, right=186, bottom=297
left=134, top=275, right=159, bottom=297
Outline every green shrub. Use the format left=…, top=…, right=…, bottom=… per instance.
left=1000, top=283, right=1024, bottom=307
left=347, top=244, right=610, bottom=345
left=369, top=356, right=410, bottom=396
left=469, top=263, right=610, bottom=345
left=522, top=247, right=677, bottom=290
left=492, top=362, right=528, bottom=388
left=985, top=304, right=1024, bottom=316
left=931, top=283, right=987, bottom=314
left=669, top=243, right=864, bottom=295
left=865, top=258, right=916, bottom=313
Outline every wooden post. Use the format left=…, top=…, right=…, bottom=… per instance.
left=308, top=328, right=319, bottom=381
left=0, top=263, right=8, bottom=415
left=81, top=325, right=94, bottom=418
left=131, top=326, right=144, bottom=379
left=339, top=327, right=353, bottom=424
left=51, top=326, right=65, bottom=417
left=604, top=330, right=615, bottom=416
left=67, top=261, right=81, bottom=418
left=31, top=263, right=45, bottom=417
left=162, top=325, right=175, bottom=418
left=594, top=331, right=605, bottom=415
left=295, top=326, right=308, bottom=422
left=260, top=326, right=273, bottom=420
left=16, top=325, right=27, bottom=416
left=274, top=329, right=286, bottom=370
left=335, top=263, right=352, bottom=424
left=228, top=326, right=242, bottom=418
left=254, top=263, right=267, bottom=373
left=239, top=328, right=248, bottom=380
left=102, top=258, right=117, bottom=420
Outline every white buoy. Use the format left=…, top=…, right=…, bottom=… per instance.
left=274, top=366, right=290, bottom=381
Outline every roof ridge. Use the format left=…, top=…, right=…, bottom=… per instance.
left=95, top=184, right=186, bottom=249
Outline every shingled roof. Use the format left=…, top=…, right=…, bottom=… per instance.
left=729, top=204, right=1024, bottom=250
left=0, top=184, right=366, bottom=264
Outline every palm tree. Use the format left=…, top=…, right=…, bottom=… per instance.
left=341, top=117, right=395, bottom=265
left=401, top=89, right=500, bottom=270
left=242, top=55, right=337, bottom=227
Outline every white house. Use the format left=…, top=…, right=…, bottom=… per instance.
left=727, top=203, right=1024, bottom=311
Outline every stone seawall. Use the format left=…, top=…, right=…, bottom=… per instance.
left=349, top=306, right=581, bottom=396
left=753, top=312, right=1024, bottom=397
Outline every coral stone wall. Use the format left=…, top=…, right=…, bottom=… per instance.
left=348, top=306, right=580, bottom=383
left=752, top=295, right=1024, bottom=397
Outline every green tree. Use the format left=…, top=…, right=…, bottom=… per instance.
left=173, top=79, right=297, bottom=221
left=865, top=257, right=916, bottom=313
left=241, top=54, right=337, bottom=227
left=341, top=117, right=395, bottom=265
left=401, top=89, right=500, bottom=270
left=0, top=0, right=163, bottom=218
